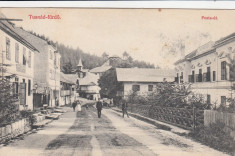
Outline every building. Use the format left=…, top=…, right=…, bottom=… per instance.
left=15, top=27, right=61, bottom=108
left=0, top=14, right=39, bottom=110
left=174, top=33, right=235, bottom=106
left=60, top=72, right=77, bottom=106
left=116, top=68, right=175, bottom=98
left=77, top=72, right=101, bottom=100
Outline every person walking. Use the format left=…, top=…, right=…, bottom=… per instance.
left=122, top=100, right=129, bottom=118
left=96, top=99, right=103, bottom=118
left=72, top=102, right=77, bottom=112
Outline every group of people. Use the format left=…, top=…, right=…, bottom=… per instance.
left=72, top=98, right=129, bottom=118
left=95, top=98, right=129, bottom=118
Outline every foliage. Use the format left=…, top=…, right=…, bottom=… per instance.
left=98, top=69, right=122, bottom=100
left=190, top=122, right=235, bottom=154
left=188, top=93, right=214, bottom=110
left=217, top=97, right=235, bottom=113
left=148, top=82, right=191, bottom=108
left=62, top=61, right=73, bottom=74
left=20, top=110, right=37, bottom=126
left=0, top=66, right=19, bottom=126
left=126, top=91, right=148, bottom=105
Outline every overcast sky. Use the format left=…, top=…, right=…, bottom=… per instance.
left=1, top=8, right=235, bottom=68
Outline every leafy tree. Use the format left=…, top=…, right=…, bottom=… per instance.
left=102, top=52, right=109, bottom=60
left=122, top=51, right=129, bottom=60
left=0, top=65, right=19, bottom=126
left=62, top=61, right=73, bottom=74
left=98, top=69, right=122, bottom=100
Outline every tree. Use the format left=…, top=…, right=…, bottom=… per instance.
left=102, top=52, right=109, bottom=60
left=98, top=69, right=122, bottom=100
left=122, top=51, right=129, bottom=60
left=0, top=65, right=19, bottom=126
left=62, top=61, right=73, bottom=74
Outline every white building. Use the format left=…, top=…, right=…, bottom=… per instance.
left=116, top=68, right=175, bottom=98
left=0, top=15, right=38, bottom=110
left=175, top=33, right=235, bottom=106
left=15, top=27, right=61, bottom=108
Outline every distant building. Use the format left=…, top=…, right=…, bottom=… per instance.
left=116, top=68, right=175, bottom=98
left=174, top=32, right=235, bottom=106
left=60, top=72, right=77, bottom=106
left=0, top=14, right=39, bottom=110
left=77, top=72, right=101, bottom=100
left=15, top=27, right=61, bottom=108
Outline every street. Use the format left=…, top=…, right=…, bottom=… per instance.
left=0, top=103, right=228, bottom=156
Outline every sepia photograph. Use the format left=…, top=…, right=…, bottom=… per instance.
left=0, top=7, right=235, bottom=156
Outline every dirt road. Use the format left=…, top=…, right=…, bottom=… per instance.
left=0, top=105, right=228, bottom=156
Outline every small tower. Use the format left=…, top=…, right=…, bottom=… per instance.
left=77, top=58, right=83, bottom=71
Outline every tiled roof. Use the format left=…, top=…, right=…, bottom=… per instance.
left=116, top=68, right=175, bottom=82
left=60, top=72, right=77, bottom=84
left=89, top=66, right=112, bottom=73
left=0, top=13, right=38, bottom=52
left=14, top=27, right=52, bottom=53
left=79, top=72, right=99, bottom=86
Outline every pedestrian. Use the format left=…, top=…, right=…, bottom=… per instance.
left=96, top=99, right=103, bottom=118
left=77, top=100, right=82, bottom=112
left=122, top=100, right=129, bottom=118
left=72, top=102, right=77, bottom=112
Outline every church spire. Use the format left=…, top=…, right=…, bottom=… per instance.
left=77, top=58, right=83, bottom=71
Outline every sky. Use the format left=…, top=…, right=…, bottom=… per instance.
left=1, top=8, right=235, bottom=69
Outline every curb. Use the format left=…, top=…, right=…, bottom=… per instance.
left=112, top=108, right=190, bottom=135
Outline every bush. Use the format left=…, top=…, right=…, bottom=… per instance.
left=190, top=122, right=235, bottom=154
left=20, top=110, right=37, bottom=126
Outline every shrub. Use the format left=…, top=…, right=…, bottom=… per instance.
left=190, top=122, right=235, bottom=154
left=20, top=110, right=37, bottom=126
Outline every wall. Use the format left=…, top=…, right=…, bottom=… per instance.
left=123, top=82, right=157, bottom=97
left=0, top=30, right=35, bottom=110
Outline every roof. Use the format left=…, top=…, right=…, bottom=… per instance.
left=175, top=41, right=215, bottom=65
left=214, top=32, right=235, bottom=48
left=79, top=72, right=99, bottom=86
left=116, top=68, right=175, bottom=83
left=77, top=58, right=83, bottom=67
left=0, top=13, right=38, bottom=52
left=14, top=27, right=54, bottom=53
left=60, top=72, right=77, bottom=84
left=89, top=66, right=112, bottom=73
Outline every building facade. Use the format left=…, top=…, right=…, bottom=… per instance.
left=15, top=27, right=61, bottom=108
left=0, top=17, right=38, bottom=110
left=175, top=33, right=235, bottom=106
left=116, top=68, right=175, bottom=98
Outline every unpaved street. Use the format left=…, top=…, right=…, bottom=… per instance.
left=0, top=105, right=228, bottom=156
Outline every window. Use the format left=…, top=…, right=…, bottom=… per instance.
left=221, top=61, right=227, bottom=80
left=221, top=96, right=226, bottom=106
left=28, top=79, right=31, bottom=96
left=28, top=51, right=31, bottom=68
left=213, top=71, right=216, bottom=81
left=207, top=94, right=211, bottom=104
left=50, top=50, right=53, bottom=59
left=6, top=37, right=10, bottom=60
left=148, top=85, right=153, bottom=91
left=180, top=72, right=183, bottom=83
left=23, top=47, right=26, bottom=65
left=132, top=85, right=140, bottom=91
left=207, top=67, right=211, bottom=81
left=15, top=43, right=19, bottom=63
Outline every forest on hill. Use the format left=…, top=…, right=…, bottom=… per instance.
left=27, top=30, right=156, bottom=72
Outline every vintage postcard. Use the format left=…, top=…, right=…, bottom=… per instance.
left=0, top=7, right=235, bottom=156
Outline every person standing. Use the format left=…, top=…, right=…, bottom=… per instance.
left=96, top=99, right=103, bottom=118
left=72, top=102, right=77, bottom=112
left=77, top=101, right=82, bottom=112
left=122, top=100, right=129, bottom=118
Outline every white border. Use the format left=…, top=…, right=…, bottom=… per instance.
left=0, top=1, right=235, bottom=9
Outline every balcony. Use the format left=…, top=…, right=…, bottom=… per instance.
left=203, top=72, right=211, bottom=82
left=196, top=74, right=202, bottom=82
left=188, top=75, right=195, bottom=83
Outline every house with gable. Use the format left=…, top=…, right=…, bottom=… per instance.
left=116, top=68, right=175, bottom=98
left=15, top=27, right=61, bottom=109
left=174, top=32, right=235, bottom=106
left=0, top=13, right=39, bottom=110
